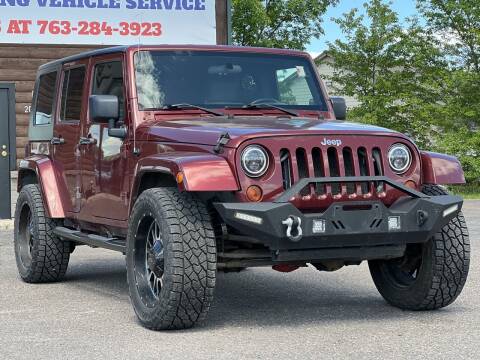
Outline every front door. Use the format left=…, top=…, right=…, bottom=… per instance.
left=0, top=83, right=15, bottom=219
left=52, top=61, right=88, bottom=214
left=79, top=56, right=129, bottom=222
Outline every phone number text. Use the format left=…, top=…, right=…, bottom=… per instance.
left=1, top=19, right=162, bottom=37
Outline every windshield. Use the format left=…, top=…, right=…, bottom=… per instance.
left=134, top=50, right=327, bottom=111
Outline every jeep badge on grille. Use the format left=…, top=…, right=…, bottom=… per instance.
left=321, top=138, right=342, bottom=146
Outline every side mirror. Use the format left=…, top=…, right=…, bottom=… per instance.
left=330, top=96, right=347, bottom=120
left=89, top=95, right=126, bottom=139
left=89, top=95, right=119, bottom=123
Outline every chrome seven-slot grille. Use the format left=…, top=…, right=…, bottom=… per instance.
left=279, top=145, right=385, bottom=197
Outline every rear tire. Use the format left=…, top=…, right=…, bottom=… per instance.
left=14, top=184, right=71, bottom=283
left=126, top=188, right=216, bottom=330
left=369, top=185, right=470, bottom=310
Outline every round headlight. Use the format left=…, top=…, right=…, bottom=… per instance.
left=388, top=144, right=412, bottom=174
left=241, top=145, right=269, bottom=177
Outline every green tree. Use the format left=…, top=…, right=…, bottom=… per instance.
left=417, top=0, right=480, bottom=127
left=232, top=0, right=337, bottom=50
left=325, top=0, right=446, bottom=146
left=418, top=0, right=480, bottom=72
left=418, top=1, right=480, bottom=183
left=327, top=0, right=480, bottom=183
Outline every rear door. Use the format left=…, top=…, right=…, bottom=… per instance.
left=52, top=61, right=88, bottom=214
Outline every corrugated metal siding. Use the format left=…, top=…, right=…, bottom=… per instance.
left=0, top=44, right=102, bottom=162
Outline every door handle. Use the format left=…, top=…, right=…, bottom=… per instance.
left=79, top=136, right=97, bottom=145
left=51, top=137, right=65, bottom=145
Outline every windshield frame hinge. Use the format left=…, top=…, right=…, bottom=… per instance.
left=214, top=132, right=231, bottom=154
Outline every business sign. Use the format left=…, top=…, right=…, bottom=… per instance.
left=0, top=0, right=216, bottom=45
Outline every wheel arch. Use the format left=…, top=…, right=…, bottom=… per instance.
left=129, top=153, right=239, bottom=213
left=17, top=156, right=71, bottom=218
left=17, top=168, right=38, bottom=190
left=421, top=151, right=465, bottom=185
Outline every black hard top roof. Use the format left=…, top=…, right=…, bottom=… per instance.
left=38, top=45, right=308, bottom=71
left=39, top=46, right=129, bottom=71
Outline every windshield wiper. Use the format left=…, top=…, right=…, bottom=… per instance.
left=226, top=102, right=298, bottom=117
left=162, top=103, right=224, bottom=116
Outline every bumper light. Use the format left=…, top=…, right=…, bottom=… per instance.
left=234, top=212, right=263, bottom=225
left=443, top=204, right=459, bottom=218
left=388, top=216, right=401, bottom=231
left=312, top=219, right=326, bottom=234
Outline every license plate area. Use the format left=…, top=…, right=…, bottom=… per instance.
left=304, top=201, right=385, bottom=236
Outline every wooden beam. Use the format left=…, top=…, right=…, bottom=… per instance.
left=216, top=0, right=229, bottom=45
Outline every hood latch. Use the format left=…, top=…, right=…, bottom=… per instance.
left=214, top=132, right=231, bottom=154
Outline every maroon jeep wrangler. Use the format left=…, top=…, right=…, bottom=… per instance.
left=15, top=45, right=470, bottom=330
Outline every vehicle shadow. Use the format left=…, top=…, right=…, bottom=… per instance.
left=63, top=251, right=433, bottom=329
left=65, top=253, right=129, bottom=299
left=203, top=269, right=415, bottom=329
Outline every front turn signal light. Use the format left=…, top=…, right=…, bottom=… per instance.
left=176, top=172, right=184, bottom=184
left=404, top=180, right=417, bottom=189
left=246, top=185, right=263, bottom=202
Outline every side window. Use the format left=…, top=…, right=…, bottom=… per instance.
left=92, top=61, right=125, bottom=121
left=34, top=71, right=57, bottom=125
left=60, top=67, right=86, bottom=122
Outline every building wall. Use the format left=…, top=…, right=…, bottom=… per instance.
left=316, top=55, right=361, bottom=109
left=0, top=44, right=102, bottom=162
left=288, top=78, right=313, bottom=104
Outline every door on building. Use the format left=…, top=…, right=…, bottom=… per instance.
left=0, top=83, right=16, bottom=220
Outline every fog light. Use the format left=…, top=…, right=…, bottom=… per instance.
left=312, top=219, right=326, bottom=233
left=388, top=216, right=401, bottom=231
left=246, top=185, right=263, bottom=202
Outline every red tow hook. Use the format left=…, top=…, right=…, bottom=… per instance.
left=272, top=264, right=300, bottom=273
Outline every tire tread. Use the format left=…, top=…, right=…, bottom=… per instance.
left=369, top=184, right=470, bottom=310
left=14, top=184, right=70, bottom=283
left=420, top=185, right=470, bottom=309
left=127, top=188, right=216, bottom=330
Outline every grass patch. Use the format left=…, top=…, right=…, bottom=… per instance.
left=448, top=185, right=480, bottom=199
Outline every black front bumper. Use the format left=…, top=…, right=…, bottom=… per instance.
left=214, top=177, right=463, bottom=261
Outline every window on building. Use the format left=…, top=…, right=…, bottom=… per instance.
left=34, top=71, right=57, bottom=125
left=60, top=67, right=86, bottom=121
left=92, top=61, right=125, bottom=121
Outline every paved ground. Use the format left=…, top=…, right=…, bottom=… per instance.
left=0, top=202, right=478, bottom=360
left=9, top=173, right=16, bottom=217
left=0, top=175, right=16, bottom=230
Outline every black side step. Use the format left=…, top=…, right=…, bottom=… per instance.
left=54, top=226, right=126, bottom=253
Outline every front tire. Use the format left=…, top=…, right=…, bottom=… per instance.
left=14, top=184, right=71, bottom=283
left=369, top=185, right=470, bottom=310
left=126, top=188, right=216, bottom=330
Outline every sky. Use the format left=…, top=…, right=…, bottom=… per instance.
left=306, top=0, right=420, bottom=58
